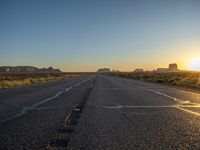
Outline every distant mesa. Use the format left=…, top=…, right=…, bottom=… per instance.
left=97, top=68, right=111, bottom=73
left=0, top=66, right=62, bottom=73
left=133, top=63, right=179, bottom=73
left=156, top=68, right=168, bottom=72
left=169, top=63, right=179, bottom=72
left=133, top=69, right=144, bottom=73
left=156, top=63, right=179, bottom=72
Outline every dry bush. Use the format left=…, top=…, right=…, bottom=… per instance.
left=0, top=73, right=85, bottom=89
left=111, top=72, right=200, bottom=90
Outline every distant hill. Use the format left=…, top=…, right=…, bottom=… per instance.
left=0, top=66, right=62, bottom=73
left=97, top=68, right=111, bottom=73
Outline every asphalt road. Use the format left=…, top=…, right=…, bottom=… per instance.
left=1, top=75, right=200, bottom=150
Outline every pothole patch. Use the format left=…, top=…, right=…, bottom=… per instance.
left=46, top=87, right=93, bottom=150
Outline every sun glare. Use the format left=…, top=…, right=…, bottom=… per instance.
left=188, top=57, right=200, bottom=71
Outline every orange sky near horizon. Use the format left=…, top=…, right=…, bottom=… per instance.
left=58, top=49, right=200, bottom=72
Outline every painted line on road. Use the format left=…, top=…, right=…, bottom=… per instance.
left=92, top=104, right=200, bottom=116
left=136, top=86, right=200, bottom=105
left=94, top=105, right=177, bottom=109
left=0, top=77, right=94, bottom=125
left=175, top=106, right=200, bottom=116
left=93, top=104, right=200, bottom=109
left=137, top=86, right=186, bottom=103
left=136, top=86, right=200, bottom=116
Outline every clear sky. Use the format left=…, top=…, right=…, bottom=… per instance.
left=0, top=0, right=200, bottom=72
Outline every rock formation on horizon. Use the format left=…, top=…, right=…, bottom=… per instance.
left=0, top=66, right=62, bottom=73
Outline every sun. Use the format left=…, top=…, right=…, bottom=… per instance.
left=188, top=57, right=200, bottom=71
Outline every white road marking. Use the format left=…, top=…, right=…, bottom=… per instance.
left=91, top=84, right=200, bottom=116
left=94, top=104, right=200, bottom=109
left=153, top=91, right=185, bottom=103
left=93, top=104, right=200, bottom=116
left=136, top=86, right=200, bottom=104
left=135, top=86, right=200, bottom=116
left=94, top=105, right=177, bottom=109
left=175, top=106, right=200, bottom=116
left=137, top=86, right=184, bottom=103
left=0, top=77, right=94, bottom=125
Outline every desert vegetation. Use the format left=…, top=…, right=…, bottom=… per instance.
left=0, top=73, right=86, bottom=89
left=111, top=72, right=200, bottom=90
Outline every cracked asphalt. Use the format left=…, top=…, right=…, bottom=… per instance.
left=68, top=75, right=200, bottom=150
left=1, top=75, right=200, bottom=149
left=0, top=76, right=95, bottom=149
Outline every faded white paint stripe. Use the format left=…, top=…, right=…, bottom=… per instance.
left=94, top=105, right=177, bottom=109
left=136, top=85, right=200, bottom=116
left=176, top=106, right=200, bottom=116
left=0, top=77, right=94, bottom=125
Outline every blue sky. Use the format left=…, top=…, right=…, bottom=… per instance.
left=0, top=0, right=200, bottom=71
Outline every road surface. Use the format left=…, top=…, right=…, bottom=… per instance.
left=0, top=75, right=200, bottom=149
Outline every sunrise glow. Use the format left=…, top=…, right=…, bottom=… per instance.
left=188, top=57, right=200, bottom=71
